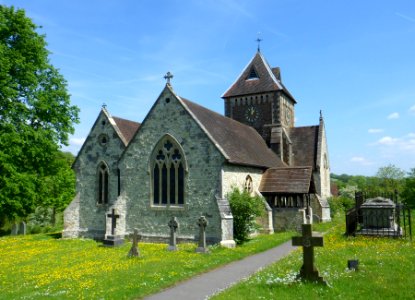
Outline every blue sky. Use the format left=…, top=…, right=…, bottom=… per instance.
left=3, top=0, right=415, bottom=176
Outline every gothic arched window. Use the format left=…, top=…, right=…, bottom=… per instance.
left=152, top=136, right=186, bottom=206
left=244, top=175, right=253, bottom=193
left=98, top=162, right=109, bottom=204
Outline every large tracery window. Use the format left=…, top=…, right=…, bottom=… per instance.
left=98, top=162, right=109, bottom=204
left=152, top=136, right=186, bottom=206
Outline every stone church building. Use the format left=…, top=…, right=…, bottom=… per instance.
left=63, top=50, right=331, bottom=247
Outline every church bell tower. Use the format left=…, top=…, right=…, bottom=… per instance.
left=221, top=50, right=297, bottom=164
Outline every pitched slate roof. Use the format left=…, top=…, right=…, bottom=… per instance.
left=289, top=125, right=319, bottom=168
left=112, top=117, right=140, bottom=145
left=179, top=96, right=285, bottom=169
left=222, top=51, right=296, bottom=103
left=259, top=166, right=313, bottom=194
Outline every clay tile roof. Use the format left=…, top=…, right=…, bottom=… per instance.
left=259, top=166, right=313, bottom=194
left=180, top=97, right=285, bottom=169
left=289, top=125, right=319, bottom=168
left=222, top=51, right=296, bottom=103
left=112, top=117, right=140, bottom=145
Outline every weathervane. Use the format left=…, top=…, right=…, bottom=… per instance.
left=256, top=32, right=262, bottom=52
left=164, top=71, right=173, bottom=85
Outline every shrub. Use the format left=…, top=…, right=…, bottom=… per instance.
left=228, top=188, right=265, bottom=244
left=328, top=196, right=354, bottom=217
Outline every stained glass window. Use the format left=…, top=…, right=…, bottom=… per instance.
left=152, top=136, right=186, bottom=206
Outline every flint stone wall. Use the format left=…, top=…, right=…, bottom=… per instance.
left=119, top=89, right=229, bottom=244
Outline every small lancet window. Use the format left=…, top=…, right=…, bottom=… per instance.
left=244, top=175, right=253, bottom=193
left=152, top=136, right=186, bottom=206
left=98, top=162, right=109, bottom=204
left=247, top=67, right=259, bottom=80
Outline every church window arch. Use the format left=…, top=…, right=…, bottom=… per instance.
left=244, top=175, right=253, bottom=193
left=97, top=162, right=109, bottom=205
left=151, top=135, right=187, bottom=206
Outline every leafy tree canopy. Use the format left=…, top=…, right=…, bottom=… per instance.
left=0, top=6, right=79, bottom=222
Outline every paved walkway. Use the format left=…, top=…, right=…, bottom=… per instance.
left=144, top=240, right=297, bottom=300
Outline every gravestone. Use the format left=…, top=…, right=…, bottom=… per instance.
left=292, top=223, right=326, bottom=284
left=10, top=223, right=18, bottom=235
left=103, top=209, right=124, bottom=246
left=167, top=217, right=179, bottom=251
left=196, top=216, right=209, bottom=253
left=128, top=228, right=141, bottom=257
left=18, top=221, right=26, bottom=235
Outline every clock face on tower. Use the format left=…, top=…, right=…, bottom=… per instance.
left=285, top=107, right=291, bottom=124
left=245, top=105, right=259, bottom=123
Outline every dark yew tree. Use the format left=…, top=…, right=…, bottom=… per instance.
left=0, top=6, right=79, bottom=224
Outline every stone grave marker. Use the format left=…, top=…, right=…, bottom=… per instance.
left=168, top=217, right=179, bottom=251
left=196, top=216, right=209, bottom=253
left=18, top=221, right=26, bottom=235
left=292, top=223, right=326, bottom=284
left=103, top=209, right=124, bottom=246
left=128, top=228, right=141, bottom=257
left=10, top=223, right=18, bottom=235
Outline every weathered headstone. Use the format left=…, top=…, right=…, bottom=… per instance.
left=18, top=221, right=26, bottom=235
left=167, top=217, right=179, bottom=251
left=292, top=223, right=326, bottom=284
left=128, top=228, right=141, bottom=257
left=107, top=209, right=120, bottom=236
left=103, top=209, right=124, bottom=246
left=10, top=223, right=18, bottom=235
left=196, top=216, right=209, bottom=253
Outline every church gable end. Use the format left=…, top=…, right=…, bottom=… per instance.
left=118, top=86, right=226, bottom=243
left=65, top=108, right=131, bottom=239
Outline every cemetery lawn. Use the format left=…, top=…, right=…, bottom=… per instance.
left=212, top=211, right=415, bottom=300
left=0, top=231, right=293, bottom=299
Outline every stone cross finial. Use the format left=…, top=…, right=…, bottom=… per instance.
left=107, top=209, right=120, bottom=236
left=168, top=216, right=179, bottom=251
left=196, top=216, right=209, bottom=253
left=128, top=228, right=141, bottom=257
left=292, top=223, right=326, bottom=284
left=164, top=72, right=173, bottom=85
left=102, top=103, right=107, bottom=109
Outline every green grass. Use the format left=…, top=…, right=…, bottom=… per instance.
left=0, top=230, right=294, bottom=299
left=212, top=212, right=415, bottom=300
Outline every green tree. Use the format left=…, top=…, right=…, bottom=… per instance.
left=375, top=164, right=405, bottom=195
left=40, top=152, right=76, bottom=225
left=401, top=168, right=415, bottom=208
left=228, top=188, right=265, bottom=243
left=0, top=6, right=79, bottom=224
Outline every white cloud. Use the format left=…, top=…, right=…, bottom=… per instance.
left=409, top=105, right=415, bottom=115
left=387, top=112, right=399, bottom=119
left=368, top=128, right=383, bottom=134
left=373, top=134, right=415, bottom=151
left=377, top=136, right=399, bottom=146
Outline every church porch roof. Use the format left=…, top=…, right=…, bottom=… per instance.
left=259, top=166, right=313, bottom=194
